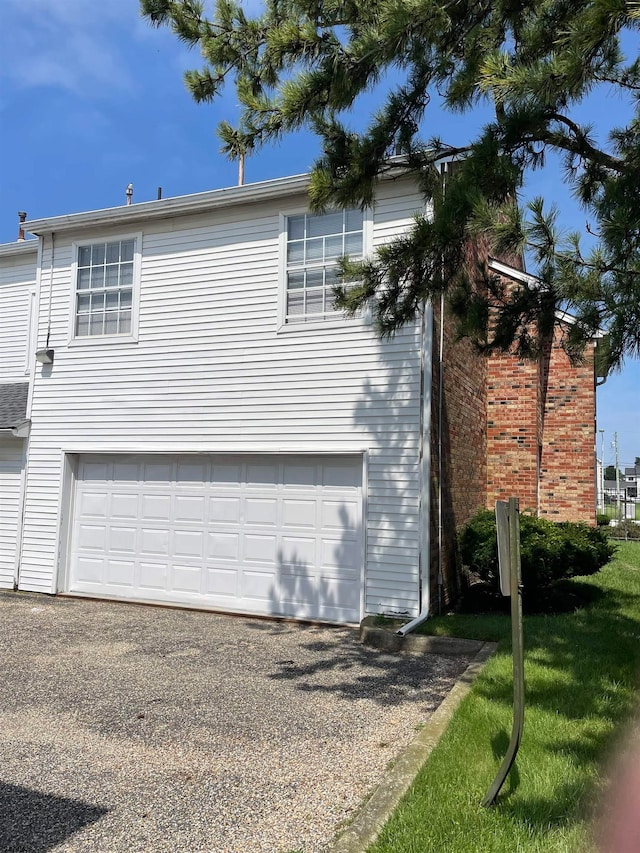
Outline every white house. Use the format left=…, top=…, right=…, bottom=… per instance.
left=0, top=174, right=432, bottom=624
left=0, top=240, right=37, bottom=588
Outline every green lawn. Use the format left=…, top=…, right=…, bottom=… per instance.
left=367, top=541, right=640, bottom=853
left=600, top=503, right=640, bottom=521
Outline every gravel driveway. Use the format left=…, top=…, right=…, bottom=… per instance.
left=0, top=591, right=471, bottom=853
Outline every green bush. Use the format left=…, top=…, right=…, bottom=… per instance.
left=596, top=512, right=611, bottom=526
left=459, top=510, right=615, bottom=593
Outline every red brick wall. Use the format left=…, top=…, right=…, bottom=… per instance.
left=429, top=256, right=597, bottom=612
left=538, top=333, right=597, bottom=522
left=430, top=297, right=487, bottom=609
left=486, top=350, right=541, bottom=512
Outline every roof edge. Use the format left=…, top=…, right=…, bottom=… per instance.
left=0, top=239, right=39, bottom=257
left=24, top=173, right=311, bottom=236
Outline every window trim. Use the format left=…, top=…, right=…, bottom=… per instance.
left=68, top=231, right=142, bottom=346
left=277, top=206, right=373, bottom=332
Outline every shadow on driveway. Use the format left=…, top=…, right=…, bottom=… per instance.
left=0, top=781, right=107, bottom=852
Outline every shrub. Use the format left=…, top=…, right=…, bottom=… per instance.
left=596, top=513, right=611, bottom=526
left=608, top=520, right=640, bottom=540
left=459, top=509, right=615, bottom=593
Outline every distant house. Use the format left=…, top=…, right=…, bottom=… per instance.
left=624, top=464, right=639, bottom=500
left=0, top=172, right=599, bottom=623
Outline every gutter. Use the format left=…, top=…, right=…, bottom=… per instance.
left=397, top=300, right=433, bottom=637
left=0, top=420, right=31, bottom=438
left=23, top=165, right=422, bottom=238
left=24, top=174, right=311, bottom=236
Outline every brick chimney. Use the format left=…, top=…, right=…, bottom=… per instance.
left=18, top=211, right=27, bottom=241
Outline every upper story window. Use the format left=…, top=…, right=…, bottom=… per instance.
left=284, top=209, right=364, bottom=323
left=74, top=238, right=136, bottom=338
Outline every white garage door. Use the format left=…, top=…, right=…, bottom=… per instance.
left=0, top=438, right=25, bottom=589
left=68, top=454, right=363, bottom=623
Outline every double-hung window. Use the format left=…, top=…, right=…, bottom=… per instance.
left=285, top=209, right=364, bottom=323
left=74, top=238, right=136, bottom=338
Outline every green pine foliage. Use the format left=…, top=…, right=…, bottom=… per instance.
left=141, top=0, right=640, bottom=372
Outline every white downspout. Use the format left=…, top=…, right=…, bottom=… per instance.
left=397, top=300, right=433, bottom=636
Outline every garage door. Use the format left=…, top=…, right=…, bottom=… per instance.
left=0, top=438, right=25, bottom=589
left=68, top=454, right=363, bottom=623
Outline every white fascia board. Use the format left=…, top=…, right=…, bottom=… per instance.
left=24, top=173, right=311, bottom=237
left=488, top=257, right=539, bottom=288
left=0, top=240, right=39, bottom=258
left=488, top=258, right=605, bottom=338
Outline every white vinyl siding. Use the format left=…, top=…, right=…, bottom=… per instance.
left=19, top=178, right=427, bottom=618
left=0, top=246, right=37, bottom=380
left=0, top=438, right=25, bottom=588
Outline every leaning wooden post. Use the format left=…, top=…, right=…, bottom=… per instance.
left=481, top=496, right=525, bottom=807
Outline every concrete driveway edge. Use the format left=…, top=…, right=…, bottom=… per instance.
left=359, top=617, right=485, bottom=657
left=328, top=640, right=499, bottom=853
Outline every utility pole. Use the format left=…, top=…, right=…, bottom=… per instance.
left=613, top=433, right=620, bottom=519
left=598, top=429, right=605, bottom=513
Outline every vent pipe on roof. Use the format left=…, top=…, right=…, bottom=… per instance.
left=126, top=183, right=133, bottom=205
left=17, top=211, right=27, bottom=241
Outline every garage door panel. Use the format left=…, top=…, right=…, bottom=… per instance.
left=143, top=461, right=173, bottom=483
left=206, top=566, right=238, bottom=597
left=280, top=536, right=316, bottom=566
left=80, top=492, right=109, bottom=517
left=107, top=560, right=135, bottom=586
left=208, top=532, right=239, bottom=560
left=111, top=493, right=139, bottom=519
left=78, top=524, right=106, bottom=551
left=245, top=498, right=278, bottom=526
left=246, top=461, right=278, bottom=486
left=174, top=529, right=204, bottom=558
left=69, top=454, right=363, bottom=622
left=282, top=461, right=317, bottom=488
left=141, top=528, right=170, bottom=556
left=171, top=564, right=203, bottom=594
left=138, top=562, right=167, bottom=590
left=110, top=527, right=136, bottom=553
left=323, top=463, right=360, bottom=489
left=175, top=495, right=206, bottom=522
left=75, top=556, right=103, bottom=584
left=210, top=497, right=241, bottom=523
left=176, top=460, right=208, bottom=483
left=241, top=569, right=276, bottom=600
left=321, top=500, right=359, bottom=531
left=112, top=461, right=139, bottom=483
left=82, top=462, right=109, bottom=482
left=142, top=494, right=171, bottom=521
left=320, top=537, right=360, bottom=570
left=282, top=499, right=316, bottom=528
left=244, top=534, right=276, bottom=563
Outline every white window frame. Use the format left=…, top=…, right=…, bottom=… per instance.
left=68, top=231, right=142, bottom=346
left=277, top=206, right=373, bottom=331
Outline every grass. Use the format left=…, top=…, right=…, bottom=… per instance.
left=367, top=541, right=640, bottom=853
left=600, top=502, right=640, bottom=521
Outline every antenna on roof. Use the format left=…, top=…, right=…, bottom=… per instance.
left=126, top=183, right=133, bottom=205
left=17, top=211, right=27, bottom=241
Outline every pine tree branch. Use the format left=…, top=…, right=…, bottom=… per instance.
left=534, top=113, right=625, bottom=173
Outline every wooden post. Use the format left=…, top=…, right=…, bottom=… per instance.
left=482, top=497, right=525, bottom=807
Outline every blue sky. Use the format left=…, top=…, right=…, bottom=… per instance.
left=0, top=0, right=637, bottom=466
